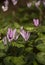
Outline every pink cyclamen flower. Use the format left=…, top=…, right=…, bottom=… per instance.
left=2, top=36, right=7, bottom=45
left=11, top=0, right=18, bottom=6
left=7, top=28, right=18, bottom=42
left=20, top=26, right=30, bottom=41
left=33, top=19, right=39, bottom=27
left=27, top=2, right=32, bottom=8
left=35, top=1, right=40, bottom=8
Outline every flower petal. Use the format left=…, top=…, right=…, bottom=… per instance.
left=27, top=2, right=32, bottom=8
left=20, top=26, right=30, bottom=41
left=12, top=0, right=18, bottom=5
left=3, top=36, right=7, bottom=45
left=7, top=28, right=13, bottom=42
left=33, top=19, right=39, bottom=26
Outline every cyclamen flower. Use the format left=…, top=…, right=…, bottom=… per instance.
left=14, top=31, right=19, bottom=41
left=2, top=36, right=7, bottom=45
left=43, top=1, right=45, bottom=7
left=35, top=1, right=40, bottom=8
left=2, top=0, right=9, bottom=12
left=33, top=19, right=39, bottom=27
left=4, top=0, right=9, bottom=7
left=7, top=28, right=19, bottom=42
left=27, top=2, right=32, bottom=8
left=20, top=26, right=30, bottom=41
left=11, top=0, right=18, bottom=6
left=2, top=6, right=8, bottom=12
left=2, top=0, right=18, bottom=12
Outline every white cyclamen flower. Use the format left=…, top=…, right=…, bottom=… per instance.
left=12, top=0, right=18, bottom=6
left=35, top=1, right=40, bottom=7
left=2, top=6, right=8, bottom=12
left=43, top=1, right=45, bottom=7
left=4, top=0, right=9, bottom=7
left=27, top=2, right=32, bottom=8
left=2, top=0, right=9, bottom=12
left=3, top=36, right=7, bottom=45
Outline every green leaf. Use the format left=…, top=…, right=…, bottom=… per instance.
left=11, top=42, right=24, bottom=48
left=0, top=52, right=6, bottom=57
left=33, top=61, right=38, bottom=65
left=0, top=41, right=5, bottom=50
left=11, top=56, right=25, bottom=65
left=0, top=40, right=8, bottom=52
left=25, top=47, right=32, bottom=52
left=37, top=26, right=45, bottom=32
left=36, top=52, right=45, bottom=65
left=36, top=44, right=45, bottom=52
left=4, top=56, right=13, bottom=65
